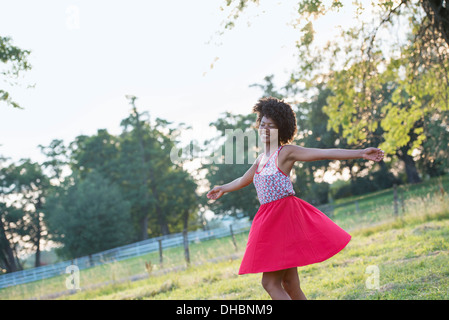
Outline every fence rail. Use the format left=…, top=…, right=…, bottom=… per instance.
left=0, top=220, right=251, bottom=289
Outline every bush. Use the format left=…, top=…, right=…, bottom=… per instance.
left=45, top=171, right=133, bottom=260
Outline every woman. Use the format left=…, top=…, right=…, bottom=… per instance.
left=207, top=97, right=384, bottom=300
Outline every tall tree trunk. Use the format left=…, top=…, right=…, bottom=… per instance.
left=156, top=204, right=169, bottom=236
left=148, top=176, right=169, bottom=236
left=421, top=0, right=449, bottom=46
left=34, top=200, right=42, bottom=268
left=34, top=232, right=41, bottom=268
left=140, top=215, right=149, bottom=242
left=397, top=146, right=422, bottom=184
left=0, top=218, right=18, bottom=273
left=129, top=100, right=151, bottom=241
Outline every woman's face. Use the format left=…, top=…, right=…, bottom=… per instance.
left=258, top=116, right=279, bottom=146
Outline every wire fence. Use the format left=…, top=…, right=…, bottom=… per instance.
left=0, top=220, right=251, bottom=289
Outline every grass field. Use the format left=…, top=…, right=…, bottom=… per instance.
left=1, top=175, right=448, bottom=300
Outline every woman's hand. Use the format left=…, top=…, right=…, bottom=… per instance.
left=362, top=147, right=384, bottom=162
left=207, top=186, right=225, bottom=200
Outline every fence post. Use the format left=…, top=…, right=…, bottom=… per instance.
left=400, top=187, right=405, bottom=214
left=158, top=239, right=163, bottom=266
left=393, top=183, right=398, bottom=217
left=230, top=225, right=238, bottom=251
left=182, top=230, right=190, bottom=266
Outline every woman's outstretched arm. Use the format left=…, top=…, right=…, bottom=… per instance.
left=206, top=154, right=262, bottom=200
left=285, top=145, right=384, bottom=163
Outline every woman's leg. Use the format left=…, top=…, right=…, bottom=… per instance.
left=261, top=270, right=291, bottom=300
left=281, top=267, right=307, bottom=300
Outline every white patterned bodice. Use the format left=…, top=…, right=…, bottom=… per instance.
left=253, top=146, right=295, bottom=205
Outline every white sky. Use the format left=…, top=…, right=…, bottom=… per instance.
left=0, top=0, right=298, bottom=163
left=0, top=0, right=361, bottom=172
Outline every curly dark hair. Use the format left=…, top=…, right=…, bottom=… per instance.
left=252, top=97, right=297, bottom=145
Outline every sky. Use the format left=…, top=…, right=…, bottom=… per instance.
left=0, top=0, right=361, bottom=178
left=0, top=0, right=301, bottom=163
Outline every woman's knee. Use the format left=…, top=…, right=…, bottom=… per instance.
left=281, top=278, right=291, bottom=289
left=261, top=274, right=282, bottom=292
left=282, top=278, right=300, bottom=294
left=281, top=270, right=300, bottom=290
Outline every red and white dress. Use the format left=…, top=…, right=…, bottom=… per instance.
left=238, top=145, right=351, bottom=274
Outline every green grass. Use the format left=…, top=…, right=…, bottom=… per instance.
left=319, top=174, right=449, bottom=231
left=64, top=201, right=449, bottom=300
left=1, top=174, right=448, bottom=300
left=61, top=208, right=449, bottom=300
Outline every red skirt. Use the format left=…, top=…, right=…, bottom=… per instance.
left=238, top=195, right=351, bottom=275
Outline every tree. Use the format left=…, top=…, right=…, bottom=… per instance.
left=295, top=0, right=448, bottom=162
left=121, top=96, right=152, bottom=239
left=0, top=202, right=22, bottom=273
left=416, top=110, right=449, bottom=177
left=39, top=139, right=71, bottom=183
left=9, top=160, right=49, bottom=268
left=221, top=0, right=449, bottom=177
left=66, top=98, right=200, bottom=239
left=202, top=112, right=261, bottom=219
left=44, top=171, right=132, bottom=260
left=0, top=158, right=50, bottom=270
left=421, top=0, right=449, bottom=45
left=119, top=98, right=190, bottom=238
left=0, top=36, right=32, bottom=109
left=69, top=130, right=121, bottom=184
left=293, top=85, right=340, bottom=204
